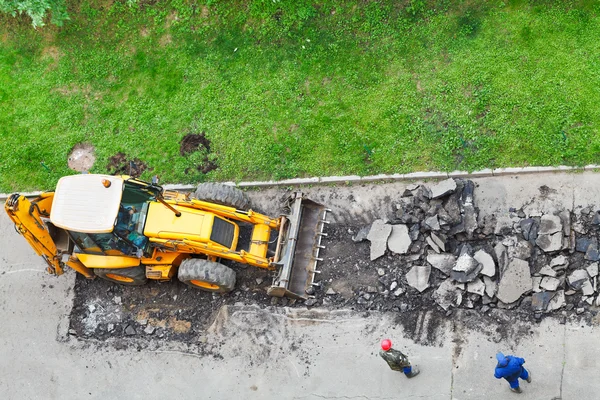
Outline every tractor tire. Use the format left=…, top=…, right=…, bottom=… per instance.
left=178, top=259, right=236, bottom=293
left=194, top=183, right=251, bottom=211
left=94, top=266, right=147, bottom=286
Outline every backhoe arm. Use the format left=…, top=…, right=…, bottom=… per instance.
left=4, top=193, right=93, bottom=278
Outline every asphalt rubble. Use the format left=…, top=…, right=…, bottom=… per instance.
left=316, top=178, right=600, bottom=324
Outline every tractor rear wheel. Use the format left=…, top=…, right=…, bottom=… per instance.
left=178, top=259, right=236, bottom=293
left=94, top=266, right=147, bottom=286
left=194, top=183, right=251, bottom=210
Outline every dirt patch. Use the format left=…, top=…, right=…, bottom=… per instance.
left=68, top=143, right=96, bottom=172
left=180, top=132, right=218, bottom=174
left=55, top=84, right=91, bottom=97
left=159, top=34, right=172, bottom=47
left=539, top=185, right=558, bottom=198
left=166, top=10, right=179, bottom=27
left=180, top=132, right=211, bottom=155
left=41, top=45, right=61, bottom=70
left=107, top=152, right=149, bottom=178
left=200, top=6, right=209, bottom=18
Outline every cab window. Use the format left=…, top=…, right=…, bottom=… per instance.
left=70, top=231, right=138, bottom=256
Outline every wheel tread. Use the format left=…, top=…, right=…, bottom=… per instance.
left=178, top=258, right=236, bottom=293
left=194, top=183, right=250, bottom=210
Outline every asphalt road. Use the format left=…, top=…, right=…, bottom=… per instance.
left=2, top=172, right=600, bottom=399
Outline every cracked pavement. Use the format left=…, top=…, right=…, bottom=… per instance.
left=3, top=172, right=600, bottom=399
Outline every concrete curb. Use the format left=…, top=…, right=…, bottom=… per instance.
left=1, top=165, right=598, bottom=200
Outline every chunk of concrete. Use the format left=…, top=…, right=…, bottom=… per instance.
left=550, top=255, right=568, bottom=269
left=495, top=216, right=514, bottom=235
left=451, top=253, right=482, bottom=283
left=581, top=279, right=595, bottom=296
left=586, top=296, right=595, bottom=305
left=540, top=276, right=561, bottom=291
left=483, top=276, right=497, bottom=298
left=547, top=290, right=566, bottom=312
left=426, top=252, right=456, bottom=275
left=576, top=237, right=596, bottom=253
left=520, top=218, right=536, bottom=241
left=405, top=265, right=431, bottom=293
left=568, top=269, right=590, bottom=290
left=587, top=262, right=599, bottom=278
left=430, top=232, right=446, bottom=252
left=539, top=266, right=557, bottom=277
left=144, top=325, right=156, bottom=335
left=424, top=215, right=441, bottom=231
left=352, top=224, right=371, bottom=243
left=387, top=224, right=411, bottom=254
left=426, top=236, right=441, bottom=253
left=367, top=219, right=392, bottom=261
left=433, top=279, right=460, bottom=311
left=443, top=197, right=462, bottom=225
left=532, top=276, right=542, bottom=293
left=536, top=232, right=563, bottom=252
left=538, top=215, right=563, bottom=235
left=559, top=210, right=571, bottom=236
left=507, top=239, right=533, bottom=260
left=585, top=243, right=600, bottom=261
left=531, top=291, right=553, bottom=312
left=496, top=258, right=532, bottom=303
left=430, top=178, right=457, bottom=199
left=467, top=278, right=486, bottom=296
left=463, top=205, right=478, bottom=239
left=474, top=249, right=495, bottom=277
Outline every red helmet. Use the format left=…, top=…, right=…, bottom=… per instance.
left=381, top=339, right=392, bottom=351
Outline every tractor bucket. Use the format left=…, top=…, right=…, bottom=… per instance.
left=268, top=192, right=330, bottom=299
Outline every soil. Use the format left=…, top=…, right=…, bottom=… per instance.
left=106, top=152, right=149, bottom=178
left=180, top=132, right=218, bottom=174
left=68, top=220, right=592, bottom=352
left=67, top=143, right=96, bottom=172
left=180, top=132, right=211, bottom=155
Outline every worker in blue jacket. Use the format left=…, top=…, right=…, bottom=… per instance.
left=494, top=352, right=532, bottom=393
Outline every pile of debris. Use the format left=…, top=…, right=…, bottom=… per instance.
left=337, top=178, right=600, bottom=319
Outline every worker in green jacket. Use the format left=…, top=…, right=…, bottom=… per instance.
left=379, top=339, right=420, bottom=378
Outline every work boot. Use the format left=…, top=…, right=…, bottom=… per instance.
left=510, top=387, right=523, bottom=394
left=406, top=366, right=420, bottom=378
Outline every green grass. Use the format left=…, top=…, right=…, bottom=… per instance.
left=2, top=0, right=600, bottom=191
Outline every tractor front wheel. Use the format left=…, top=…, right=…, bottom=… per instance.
left=193, top=183, right=251, bottom=211
left=178, top=259, right=236, bottom=293
left=94, top=266, right=147, bottom=286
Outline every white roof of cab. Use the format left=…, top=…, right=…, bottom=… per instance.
left=50, top=174, right=124, bottom=233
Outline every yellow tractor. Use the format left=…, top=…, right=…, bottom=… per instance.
left=5, top=174, right=329, bottom=299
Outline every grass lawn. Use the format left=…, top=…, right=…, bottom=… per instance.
left=1, top=0, right=600, bottom=192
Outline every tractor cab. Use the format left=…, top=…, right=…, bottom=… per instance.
left=50, top=174, right=152, bottom=258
